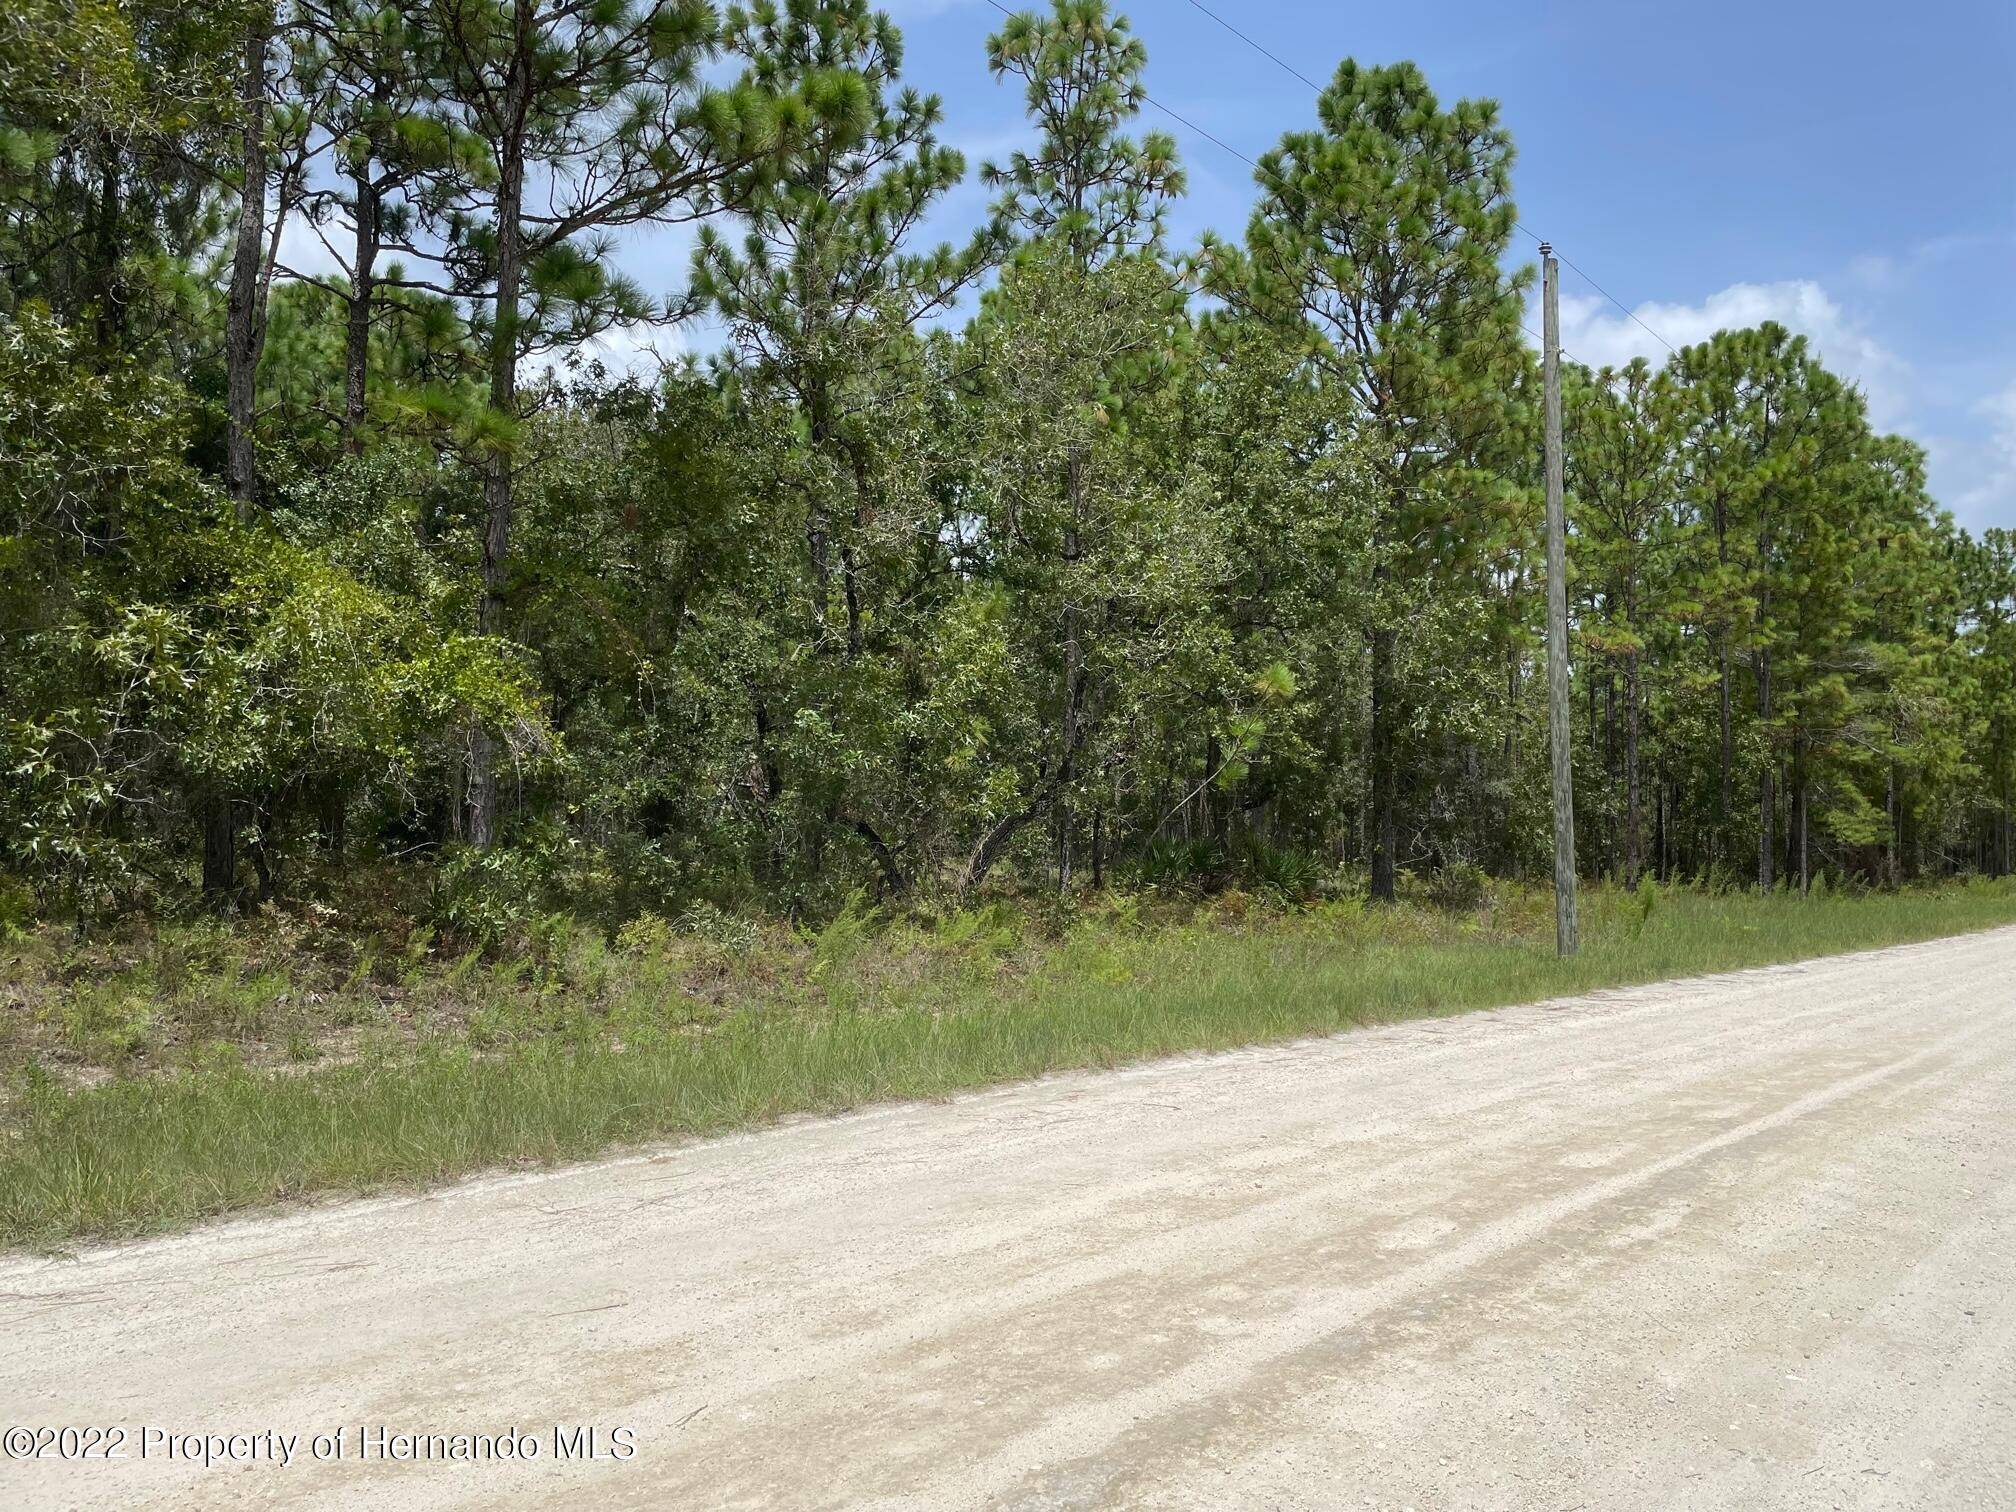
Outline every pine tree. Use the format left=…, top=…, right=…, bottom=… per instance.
left=426, top=0, right=787, bottom=845
left=285, top=0, right=484, bottom=455
left=982, top=0, right=1181, bottom=275
left=980, top=0, right=1183, bottom=889
left=1208, top=60, right=1528, bottom=901
left=1567, top=357, right=1680, bottom=887
left=691, top=0, right=1001, bottom=895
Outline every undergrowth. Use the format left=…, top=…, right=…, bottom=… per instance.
left=3, top=875, right=2012, bottom=1249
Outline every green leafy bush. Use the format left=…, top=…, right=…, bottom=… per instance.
left=1137, top=836, right=1223, bottom=890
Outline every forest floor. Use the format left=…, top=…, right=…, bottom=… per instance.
left=3, top=924, right=2013, bottom=1508
left=4, top=876, right=2016, bottom=1247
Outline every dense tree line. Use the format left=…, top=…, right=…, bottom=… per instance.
left=2, top=0, right=2009, bottom=929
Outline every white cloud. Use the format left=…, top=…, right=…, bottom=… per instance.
left=1843, top=252, right=1900, bottom=292
left=1523, top=273, right=2016, bottom=528
left=275, top=209, right=350, bottom=282
left=1543, top=279, right=1910, bottom=429
left=1977, top=383, right=2016, bottom=450
left=1945, top=381, right=2016, bottom=526
left=581, top=320, right=689, bottom=382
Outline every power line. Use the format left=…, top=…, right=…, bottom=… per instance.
left=978, top=0, right=1554, bottom=363
left=982, top=0, right=1265, bottom=173
left=981, top=5, right=1869, bottom=605
left=1554, top=249, right=1677, bottom=355
left=1183, top=0, right=1326, bottom=95
left=1142, top=94, right=1263, bottom=172
left=1164, top=0, right=1686, bottom=361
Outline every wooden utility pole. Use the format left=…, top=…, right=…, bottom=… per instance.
left=1540, top=245, right=1579, bottom=956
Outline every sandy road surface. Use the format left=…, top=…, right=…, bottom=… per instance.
left=4, top=931, right=2016, bottom=1510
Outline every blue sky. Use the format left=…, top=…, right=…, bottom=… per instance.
left=586, top=0, right=2016, bottom=528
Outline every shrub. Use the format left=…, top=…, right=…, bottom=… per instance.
left=1422, top=860, right=1490, bottom=912
left=0, top=876, right=34, bottom=940
left=1136, top=835, right=1222, bottom=890
left=431, top=835, right=568, bottom=949
left=1240, top=841, right=1325, bottom=902
left=677, top=901, right=761, bottom=956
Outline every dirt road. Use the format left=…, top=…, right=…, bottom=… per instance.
left=4, top=930, right=2015, bottom=1509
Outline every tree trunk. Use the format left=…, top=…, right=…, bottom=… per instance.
left=1797, top=775, right=1809, bottom=893
left=1718, top=635, right=1733, bottom=859
left=1782, top=761, right=1795, bottom=886
left=1756, top=646, right=1774, bottom=890
left=1997, top=737, right=2011, bottom=879
left=1604, top=670, right=1618, bottom=880
left=1791, top=733, right=1809, bottom=893
left=1885, top=759, right=1898, bottom=886
left=319, top=782, right=347, bottom=854
left=851, top=820, right=907, bottom=899
left=1368, top=615, right=1397, bottom=903
left=1056, top=445, right=1087, bottom=893
left=807, top=510, right=832, bottom=618
left=342, top=168, right=380, bottom=455
left=1624, top=649, right=1642, bottom=889
left=224, top=13, right=274, bottom=520
left=1653, top=767, right=1666, bottom=883
left=1503, top=634, right=1520, bottom=876
left=246, top=793, right=278, bottom=905
left=466, top=11, right=530, bottom=849
left=961, top=791, right=1050, bottom=897
left=90, top=139, right=122, bottom=352
left=201, top=797, right=237, bottom=909
left=840, top=543, right=864, bottom=658
left=841, top=444, right=873, bottom=658
left=805, top=398, right=835, bottom=623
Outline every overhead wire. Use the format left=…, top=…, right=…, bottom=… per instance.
left=978, top=0, right=1547, bottom=357
left=1181, top=0, right=1327, bottom=94
left=965, top=2, right=1888, bottom=668
left=1158, top=0, right=1688, bottom=360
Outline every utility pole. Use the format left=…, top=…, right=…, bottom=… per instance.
left=1540, top=244, right=1579, bottom=956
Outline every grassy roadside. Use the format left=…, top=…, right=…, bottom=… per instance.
left=4, top=878, right=2014, bottom=1250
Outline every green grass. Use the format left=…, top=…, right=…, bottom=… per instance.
left=4, top=878, right=2014, bottom=1250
